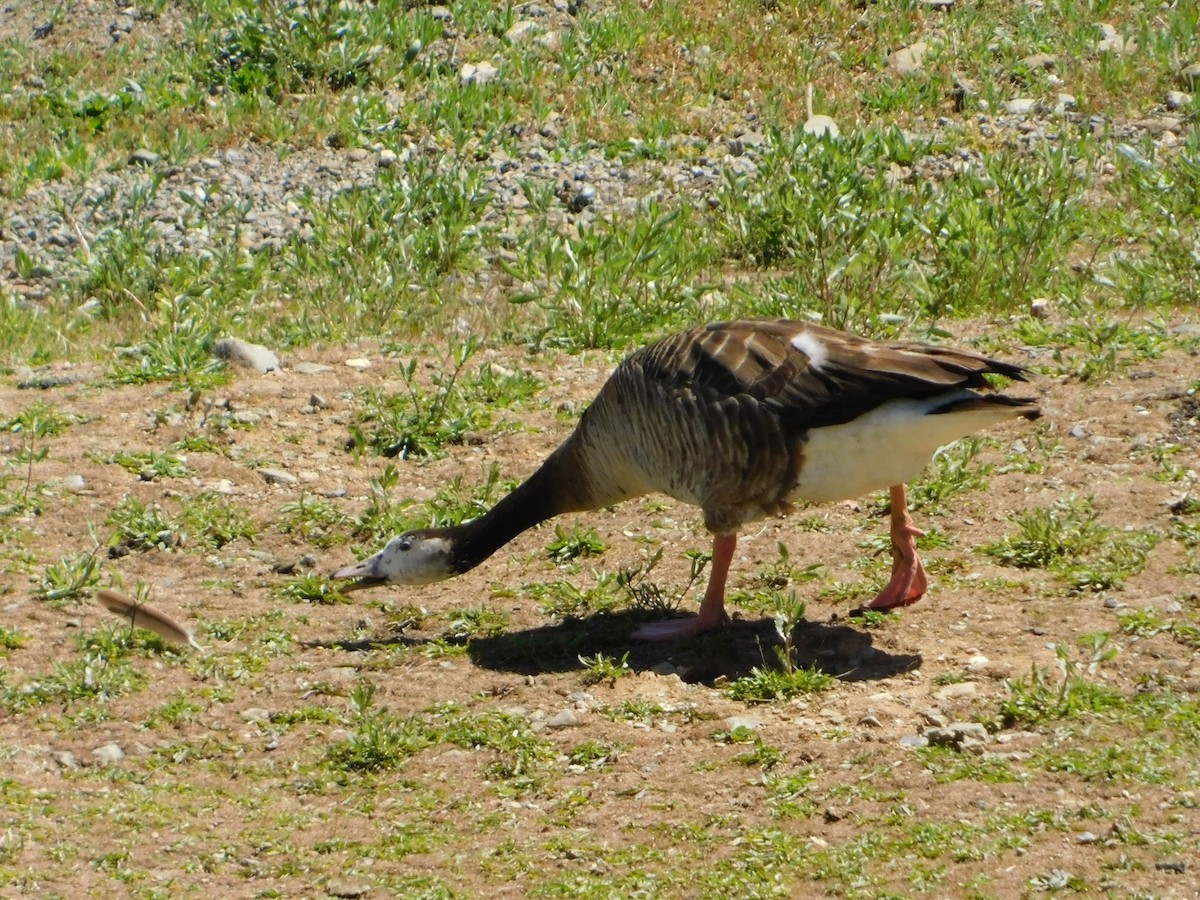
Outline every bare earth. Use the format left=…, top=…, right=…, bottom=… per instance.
left=2, top=329, right=1199, bottom=897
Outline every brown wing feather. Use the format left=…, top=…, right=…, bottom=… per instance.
left=630, top=319, right=1030, bottom=432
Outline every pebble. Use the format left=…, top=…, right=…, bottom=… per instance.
left=802, top=115, right=839, bottom=138
left=1030, top=298, right=1051, bottom=319
left=92, top=742, right=125, bottom=765
left=544, top=709, right=580, bottom=729
left=241, top=707, right=271, bottom=723
left=725, top=716, right=762, bottom=732
left=461, top=61, right=499, bottom=85
left=887, top=41, right=927, bottom=75
left=128, top=148, right=160, bottom=167
left=919, top=708, right=948, bottom=727
left=214, top=337, right=281, bottom=373
left=294, top=361, right=334, bottom=375
left=933, top=681, right=976, bottom=702
left=326, top=879, right=373, bottom=898
left=50, top=749, right=81, bottom=769
left=345, top=358, right=372, bottom=370
left=1020, top=53, right=1056, bottom=71
left=258, top=467, right=298, bottom=486
left=1165, top=91, right=1192, bottom=111
left=1004, top=98, right=1038, bottom=115
left=505, top=20, right=540, bottom=42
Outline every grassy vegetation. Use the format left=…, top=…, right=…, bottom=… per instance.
left=1, top=0, right=1199, bottom=896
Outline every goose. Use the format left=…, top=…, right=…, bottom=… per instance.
left=334, top=319, right=1040, bottom=640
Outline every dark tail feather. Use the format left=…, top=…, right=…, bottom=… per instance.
left=931, top=394, right=1041, bottom=421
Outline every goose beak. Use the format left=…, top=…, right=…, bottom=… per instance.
left=332, top=554, right=387, bottom=593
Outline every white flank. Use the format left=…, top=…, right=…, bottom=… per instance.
left=790, top=330, right=829, bottom=369
left=791, top=393, right=1021, bottom=503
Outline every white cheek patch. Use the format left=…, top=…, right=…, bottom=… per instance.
left=790, top=331, right=829, bottom=369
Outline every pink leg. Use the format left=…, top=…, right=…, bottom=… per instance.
left=633, top=532, right=736, bottom=640
left=866, top=485, right=928, bottom=610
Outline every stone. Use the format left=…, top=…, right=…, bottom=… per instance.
left=1030, top=298, right=1051, bottom=319
left=1020, top=53, right=1056, bottom=71
left=505, top=20, right=539, bottom=43
left=1004, top=98, right=1038, bottom=115
left=1137, top=116, right=1183, bottom=136
left=725, top=716, right=762, bottom=732
left=1180, top=63, right=1200, bottom=90
left=128, top=148, right=160, bottom=167
left=1165, top=91, right=1192, bottom=111
left=258, top=467, right=298, bottom=486
left=294, top=361, right=334, bottom=375
left=378, top=148, right=398, bottom=168
left=50, top=749, right=81, bottom=769
left=214, top=337, right=280, bottom=373
left=933, top=681, right=977, bottom=702
left=326, top=878, right=373, bottom=898
left=888, top=41, right=928, bottom=74
left=803, top=115, right=839, bottom=138
left=92, top=742, right=125, bottom=765
left=241, top=707, right=271, bottom=723
left=345, top=357, right=371, bottom=370
left=461, top=61, right=499, bottom=85
left=544, top=709, right=580, bottom=729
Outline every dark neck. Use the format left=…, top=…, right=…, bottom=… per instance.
left=448, top=441, right=591, bottom=573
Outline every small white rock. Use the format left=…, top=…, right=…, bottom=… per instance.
left=460, top=61, right=499, bottom=85
left=344, top=357, right=372, bottom=370
left=92, top=742, right=125, bottom=765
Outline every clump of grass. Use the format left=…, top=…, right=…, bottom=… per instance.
left=546, top=523, right=608, bottom=563
left=33, top=551, right=102, bottom=603
left=578, top=651, right=630, bottom=686
left=727, top=591, right=836, bottom=703
left=326, top=682, right=430, bottom=773
left=525, top=571, right=623, bottom=620
left=348, top=337, right=488, bottom=460
left=0, top=625, right=152, bottom=713
left=106, top=497, right=180, bottom=552
left=997, top=639, right=1124, bottom=728
left=275, top=574, right=350, bottom=605
left=983, top=495, right=1158, bottom=591
left=277, top=495, right=354, bottom=548
left=103, top=450, right=195, bottom=480
left=179, top=491, right=259, bottom=550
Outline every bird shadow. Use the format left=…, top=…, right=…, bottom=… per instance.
left=462, top=611, right=922, bottom=687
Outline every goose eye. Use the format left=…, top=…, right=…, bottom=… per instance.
left=398, top=538, right=413, bottom=551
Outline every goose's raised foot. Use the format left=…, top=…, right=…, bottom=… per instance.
left=631, top=610, right=730, bottom=641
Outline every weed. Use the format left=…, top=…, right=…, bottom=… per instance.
left=348, top=337, right=486, bottom=459
left=998, top=642, right=1124, bottom=728
left=106, top=497, right=179, bottom=552
left=568, top=740, right=628, bottom=770
left=179, top=492, right=259, bottom=550
left=275, top=574, right=350, bottom=605
left=0, top=626, right=27, bottom=653
left=326, top=682, right=430, bottom=773
left=984, top=495, right=1158, bottom=591
left=277, top=495, right=352, bottom=548
left=577, top=651, right=630, bottom=687
left=546, top=523, right=609, bottom=564
left=104, top=450, right=195, bottom=480
left=526, top=571, right=623, bottom=620
left=33, top=551, right=102, bottom=603
left=445, top=604, right=509, bottom=639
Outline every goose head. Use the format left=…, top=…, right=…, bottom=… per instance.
left=333, top=529, right=457, bottom=591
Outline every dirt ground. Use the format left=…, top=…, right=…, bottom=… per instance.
left=2, top=327, right=1199, bottom=897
